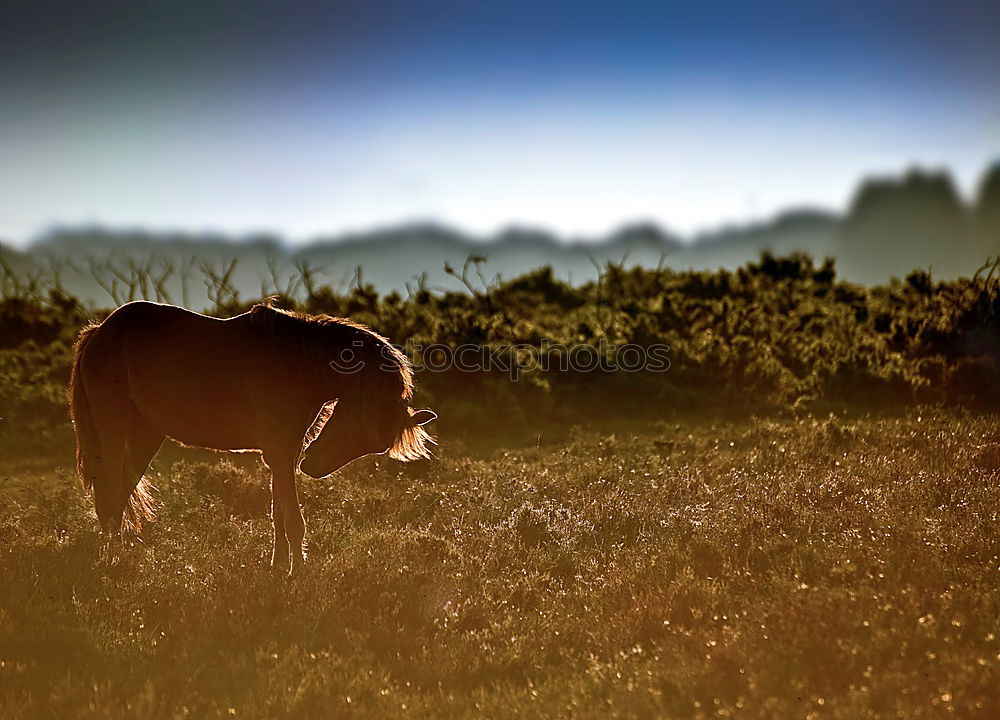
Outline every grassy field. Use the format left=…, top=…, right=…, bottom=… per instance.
left=2, top=407, right=998, bottom=719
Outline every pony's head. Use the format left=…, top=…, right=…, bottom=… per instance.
left=299, top=400, right=436, bottom=478
left=298, top=326, right=436, bottom=478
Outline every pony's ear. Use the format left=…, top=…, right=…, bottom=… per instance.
left=409, top=408, right=437, bottom=426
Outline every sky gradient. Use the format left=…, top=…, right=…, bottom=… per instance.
left=2, top=0, right=999, bottom=245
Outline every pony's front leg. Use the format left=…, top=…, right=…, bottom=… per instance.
left=270, top=464, right=306, bottom=574
left=270, top=495, right=290, bottom=571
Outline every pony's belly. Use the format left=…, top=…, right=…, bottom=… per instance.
left=165, top=429, right=259, bottom=452
left=128, top=366, right=261, bottom=451
left=137, top=397, right=259, bottom=451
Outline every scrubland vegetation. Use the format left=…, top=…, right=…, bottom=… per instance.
left=1, top=253, right=998, bottom=717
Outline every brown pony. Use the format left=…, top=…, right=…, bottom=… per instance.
left=69, top=300, right=436, bottom=571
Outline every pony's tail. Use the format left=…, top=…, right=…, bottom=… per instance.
left=69, top=325, right=100, bottom=494
left=70, top=322, right=156, bottom=534
left=123, top=476, right=156, bottom=535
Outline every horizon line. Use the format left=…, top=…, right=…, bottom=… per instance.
left=5, top=204, right=840, bottom=252
left=4, top=159, right=996, bottom=252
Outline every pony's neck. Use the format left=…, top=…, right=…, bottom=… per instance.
left=307, top=330, right=370, bottom=406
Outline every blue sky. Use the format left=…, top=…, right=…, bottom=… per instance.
left=1, top=0, right=998, bottom=245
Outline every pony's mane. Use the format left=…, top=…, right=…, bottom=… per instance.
left=248, top=303, right=432, bottom=461
left=248, top=302, right=414, bottom=400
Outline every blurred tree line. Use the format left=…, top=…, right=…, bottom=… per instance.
left=839, top=163, right=1000, bottom=281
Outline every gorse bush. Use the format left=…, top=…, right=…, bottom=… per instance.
left=1, top=253, right=998, bottom=455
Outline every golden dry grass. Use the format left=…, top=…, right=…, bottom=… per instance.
left=1, top=408, right=998, bottom=718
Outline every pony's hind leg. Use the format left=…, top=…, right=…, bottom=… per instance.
left=73, top=325, right=133, bottom=535
left=89, top=393, right=148, bottom=535
left=121, top=412, right=164, bottom=532
left=93, top=430, right=128, bottom=535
